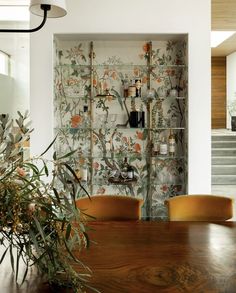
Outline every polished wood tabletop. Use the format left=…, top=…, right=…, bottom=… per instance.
left=1, top=221, right=236, bottom=292
left=78, top=221, right=236, bottom=293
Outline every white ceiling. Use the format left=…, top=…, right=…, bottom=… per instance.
left=0, top=1, right=29, bottom=5
left=0, top=4, right=29, bottom=55
left=212, top=0, right=236, bottom=56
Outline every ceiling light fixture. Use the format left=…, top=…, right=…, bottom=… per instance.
left=0, top=0, right=67, bottom=33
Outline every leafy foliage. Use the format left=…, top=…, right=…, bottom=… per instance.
left=0, top=112, right=95, bottom=292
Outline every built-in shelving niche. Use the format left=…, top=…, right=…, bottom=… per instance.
left=53, top=34, right=188, bottom=220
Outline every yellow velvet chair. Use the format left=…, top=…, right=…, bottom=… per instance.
left=76, top=195, right=144, bottom=221
left=165, top=194, right=233, bottom=221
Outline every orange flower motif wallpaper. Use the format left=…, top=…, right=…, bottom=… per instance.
left=54, top=39, right=187, bottom=219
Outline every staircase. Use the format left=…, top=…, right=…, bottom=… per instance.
left=212, top=133, right=236, bottom=186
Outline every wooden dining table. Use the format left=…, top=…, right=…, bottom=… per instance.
left=1, top=221, right=236, bottom=292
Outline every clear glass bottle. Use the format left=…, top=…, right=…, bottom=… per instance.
left=80, top=160, right=88, bottom=182
left=160, top=137, right=168, bottom=155
left=153, top=143, right=159, bottom=156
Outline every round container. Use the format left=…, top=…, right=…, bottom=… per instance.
left=128, top=86, right=136, bottom=97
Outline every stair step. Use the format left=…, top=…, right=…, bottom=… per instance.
left=212, top=156, right=236, bottom=165
left=211, top=185, right=236, bottom=195
left=212, top=148, right=236, bottom=156
left=212, top=141, right=236, bottom=148
left=212, top=165, right=236, bottom=175
left=212, top=135, right=236, bottom=142
left=212, top=175, right=236, bottom=185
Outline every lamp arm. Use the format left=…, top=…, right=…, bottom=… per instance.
left=0, top=4, right=50, bottom=33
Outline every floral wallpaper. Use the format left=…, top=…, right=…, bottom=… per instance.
left=54, top=38, right=188, bottom=220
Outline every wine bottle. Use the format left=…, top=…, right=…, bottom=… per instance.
left=127, top=162, right=134, bottom=179
left=123, top=157, right=135, bottom=180
left=168, top=129, right=176, bottom=156
left=121, top=157, right=129, bottom=181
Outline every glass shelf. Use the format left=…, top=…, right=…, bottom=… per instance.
left=94, top=95, right=186, bottom=100
left=93, top=64, right=148, bottom=69
left=78, top=180, right=184, bottom=187
left=151, top=64, right=187, bottom=68
left=54, top=126, right=186, bottom=131
left=82, top=154, right=185, bottom=160
left=55, top=64, right=187, bottom=69
left=149, top=183, right=185, bottom=186
left=55, top=150, right=186, bottom=160
left=55, top=64, right=91, bottom=69
left=56, top=95, right=89, bottom=100
left=55, top=94, right=186, bottom=100
left=78, top=179, right=142, bottom=187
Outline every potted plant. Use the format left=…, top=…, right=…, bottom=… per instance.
left=0, top=112, right=96, bottom=292
left=228, top=100, right=236, bottom=131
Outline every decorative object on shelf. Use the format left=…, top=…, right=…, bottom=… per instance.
left=168, top=129, right=176, bottom=156
left=0, top=112, right=93, bottom=292
left=129, top=111, right=145, bottom=128
left=82, top=104, right=90, bottom=128
left=146, top=88, right=156, bottom=101
left=122, top=75, right=130, bottom=98
left=108, top=176, right=138, bottom=185
left=157, top=87, right=167, bottom=98
left=0, top=0, right=67, bottom=33
left=121, top=157, right=134, bottom=180
left=128, top=85, right=136, bottom=98
left=80, top=159, right=88, bottom=182
left=228, top=99, right=236, bottom=131
left=169, top=88, right=178, bottom=98
left=107, top=157, right=137, bottom=185
left=160, top=137, right=168, bottom=155
left=134, top=78, right=142, bottom=97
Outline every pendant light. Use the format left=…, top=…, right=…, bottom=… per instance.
left=0, top=0, right=67, bottom=33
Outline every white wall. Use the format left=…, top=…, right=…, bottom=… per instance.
left=0, top=21, right=29, bottom=119
left=0, top=73, right=14, bottom=114
left=30, top=0, right=211, bottom=193
left=227, top=52, right=236, bottom=129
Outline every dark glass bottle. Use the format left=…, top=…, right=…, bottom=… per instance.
left=135, top=78, right=142, bottom=97
left=83, top=105, right=89, bottom=128
left=121, top=157, right=129, bottom=181
left=123, top=157, right=134, bottom=180
left=127, top=163, right=134, bottom=179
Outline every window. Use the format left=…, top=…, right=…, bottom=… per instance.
left=0, top=51, right=10, bottom=75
